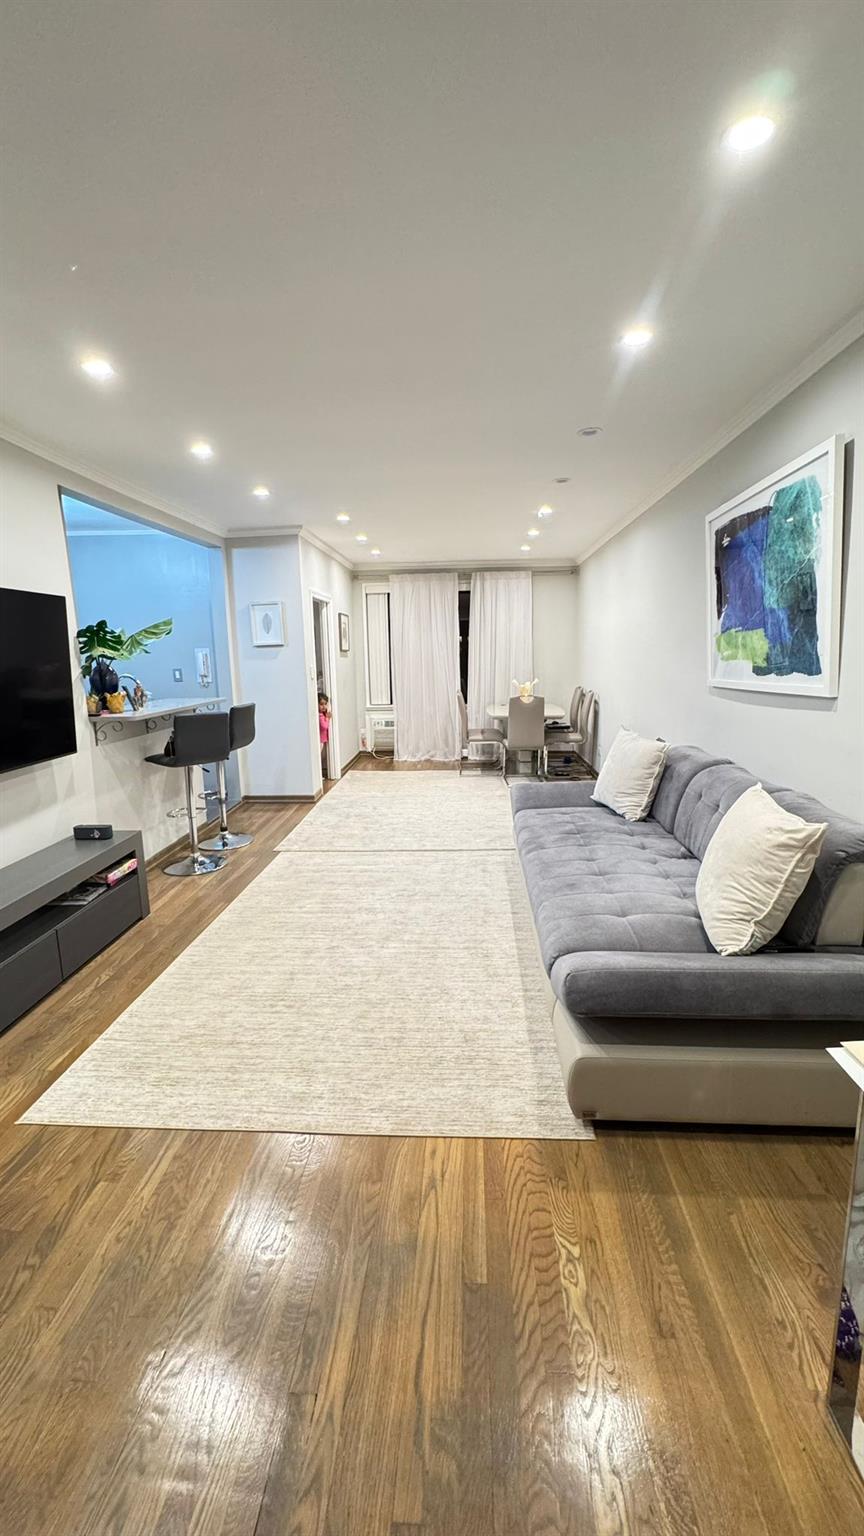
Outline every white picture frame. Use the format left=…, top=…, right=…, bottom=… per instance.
left=250, top=602, right=285, bottom=647
left=706, top=435, right=844, bottom=697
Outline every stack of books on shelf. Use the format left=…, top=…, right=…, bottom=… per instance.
left=50, top=855, right=138, bottom=908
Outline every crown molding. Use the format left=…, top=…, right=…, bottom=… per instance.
left=298, top=527, right=356, bottom=572
left=352, top=557, right=576, bottom=577
left=0, top=420, right=225, bottom=540
left=573, top=309, right=864, bottom=567
left=225, top=524, right=303, bottom=541
left=226, top=524, right=356, bottom=571
left=65, top=525, right=165, bottom=537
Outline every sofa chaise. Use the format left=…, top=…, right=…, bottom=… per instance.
left=511, top=744, right=864, bottom=1127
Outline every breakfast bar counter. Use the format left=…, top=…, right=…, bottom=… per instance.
left=89, top=696, right=226, bottom=744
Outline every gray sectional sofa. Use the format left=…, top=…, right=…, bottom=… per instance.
left=511, top=744, right=864, bottom=1127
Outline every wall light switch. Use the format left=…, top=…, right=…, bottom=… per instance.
left=173, top=668, right=183, bottom=682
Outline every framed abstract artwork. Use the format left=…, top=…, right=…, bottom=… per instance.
left=338, top=612, right=350, bottom=654
left=706, top=436, right=844, bottom=697
left=250, top=602, right=285, bottom=646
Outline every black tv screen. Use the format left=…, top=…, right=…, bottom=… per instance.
left=0, top=588, right=78, bottom=773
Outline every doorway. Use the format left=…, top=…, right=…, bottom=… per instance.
left=311, top=593, right=337, bottom=783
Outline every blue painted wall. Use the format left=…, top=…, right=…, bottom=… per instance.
left=65, top=518, right=220, bottom=704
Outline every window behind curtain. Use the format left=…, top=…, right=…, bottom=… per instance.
left=365, top=589, right=392, bottom=707
left=458, top=588, right=471, bottom=698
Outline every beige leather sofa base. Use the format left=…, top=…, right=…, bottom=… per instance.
left=552, top=1000, right=859, bottom=1128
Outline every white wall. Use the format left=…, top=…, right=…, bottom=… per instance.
left=299, top=537, right=360, bottom=776
left=532, top=570, right=579, bottom=713
left=0, top=437, right=226, bottom=865
left=574, top=337, right=864, bottom=818
left=228, top=536, right=315, bottom=797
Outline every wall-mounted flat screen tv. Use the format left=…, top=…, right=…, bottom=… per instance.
left=0, top=587, right=78, bottom=773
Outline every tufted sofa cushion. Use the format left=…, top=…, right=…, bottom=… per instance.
left=766, top=787, right=864, bottom=945
left=650, top=744, right=732, bottom=834
left=671, top=763, right=758, bottom=860
left=668, top=763, right=864, bottom=946
left=515, top=805, right=709, bottom=972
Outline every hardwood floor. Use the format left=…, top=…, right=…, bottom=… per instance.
left=0, top=761, right=862, bottom=1534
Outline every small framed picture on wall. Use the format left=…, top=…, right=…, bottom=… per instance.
left=250, top=603, right=285, bottom=646
left=338, top=612, right=350, bottom=654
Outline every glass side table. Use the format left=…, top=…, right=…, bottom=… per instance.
left=827, top=1043, right=864, bottom=1476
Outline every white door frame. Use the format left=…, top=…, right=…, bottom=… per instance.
left=309, top=588, right=341, bottom=788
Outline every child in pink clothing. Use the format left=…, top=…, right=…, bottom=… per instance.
left=318, top=692, right=331, bottom=776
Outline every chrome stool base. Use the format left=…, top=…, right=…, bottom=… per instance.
left=200, top=829, right=253, bottom=851
left=200, top=759, right=253, bottom=854
left=163, top=851, right=227, bottom=878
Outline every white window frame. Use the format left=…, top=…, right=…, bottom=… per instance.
left=361, top=580, right=393, bottom=710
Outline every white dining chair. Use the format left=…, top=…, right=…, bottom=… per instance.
left=543, top=687, right=595, bottom=776
left=506, top=695, right=546, bottom=778
left=456, top=691, right=505, bottom=774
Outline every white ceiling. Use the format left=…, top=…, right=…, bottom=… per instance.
left=1, top=1, right=862, bottom=567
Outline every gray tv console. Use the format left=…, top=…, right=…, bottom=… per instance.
left=0, top=831, right=149, bottom=1033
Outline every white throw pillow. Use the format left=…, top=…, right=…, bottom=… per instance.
left=696, top=784, right=827, bottom=956
left=591, top=727, right=668, bottom=822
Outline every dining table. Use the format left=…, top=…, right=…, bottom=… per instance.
left=486, top=701, right=566, bottom=723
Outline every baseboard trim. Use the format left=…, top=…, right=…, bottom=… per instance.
left=243, top=794, right=318, bottom=804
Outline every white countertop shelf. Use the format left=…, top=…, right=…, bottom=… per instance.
left=89, top=697, right=226, bottom=743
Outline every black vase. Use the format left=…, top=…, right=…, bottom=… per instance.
left=89, top=658, right=120, bottom=703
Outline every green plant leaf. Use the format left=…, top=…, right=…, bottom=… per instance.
left=77, top=619, right=124, bottom=657
left=115, top=618, right=173, bottom=658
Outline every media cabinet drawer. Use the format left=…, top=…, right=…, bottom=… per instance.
left=57, top=877, right=143, bottom=977
left=0, top=931, right=63, bottom=1032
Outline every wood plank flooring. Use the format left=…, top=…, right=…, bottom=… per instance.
left=0, top=760, right=862, bottom=1534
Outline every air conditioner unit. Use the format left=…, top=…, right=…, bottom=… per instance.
left=367, top=711, right=396, bottom=756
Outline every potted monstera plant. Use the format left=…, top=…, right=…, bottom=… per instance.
left=77, top=617, right=173, bottom=713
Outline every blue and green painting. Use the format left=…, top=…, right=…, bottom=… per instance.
left=714, top=474, right=822, bottom=678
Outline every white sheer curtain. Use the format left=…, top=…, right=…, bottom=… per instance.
left=467, top=570, right=533, bottom=729
left=390, top=572, right=460, bottom=761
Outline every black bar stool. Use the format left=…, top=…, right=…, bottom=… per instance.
left=145, top=711, right=231, bottom=876
left=201, top=703, right=256, bottom=852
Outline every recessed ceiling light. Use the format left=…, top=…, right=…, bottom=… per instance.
left=520, top=544, right=531, bottom=553
left=189, top=441, right=214, bottom=461
left=69, top=263, right=80, bottom=273
left=526, top=528, right=540, bottom=539
left=79, top=356, right=115, bottom=382
left=620, top=325, right=654, bottom=350
left=336, top=511, right=351, bottom=523
left=355, top=533, right=368, bottom=543
left=537, top=505, right=554, bottom=519
left=723, top=115, right=776, bottom=153
left=370, top=547, right=381, bottom=557
left=577, top=426, right=602, bottom=437
left=251, top=485, right=270, bottom=499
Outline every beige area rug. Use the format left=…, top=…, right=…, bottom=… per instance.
left=21, top=845, right=589, bottom=1139
left=276, top=768, right=515, bottom=852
